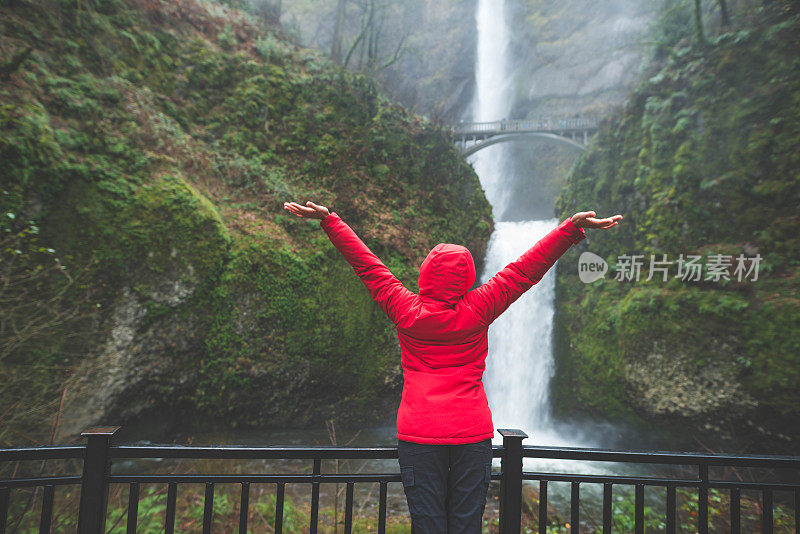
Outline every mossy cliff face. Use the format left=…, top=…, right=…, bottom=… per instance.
left=0, top=0, right=492, bottom=440
left=552, top=5, right=800, bottom=449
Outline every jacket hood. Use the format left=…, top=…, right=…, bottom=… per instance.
left=418, top=243, right=476, bottom=304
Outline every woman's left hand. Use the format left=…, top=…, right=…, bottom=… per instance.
left=284, top=201, right=330, bottom=220
left=571, top=211, right=623, bottom=229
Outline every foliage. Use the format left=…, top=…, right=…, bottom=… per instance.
left=519, top=485, right=796, bottom=533
left=5, top=481, right=413, bottom=533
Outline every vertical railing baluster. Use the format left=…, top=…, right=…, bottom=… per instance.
left=762, top=489, right=773, bottom=534
left=164, top=482, right=177, bottom=534
left=344, top=482, right=354, bottom=534
left=126, top=483, right=139, bottom=534
left=795, top=488, right=799, bottom=534
left=239, top=482, right=249, bottom=534
left=0, top=486, right=9, bottom=534
left=77, top=426, right=119, bottom=534
left=666, top=486, right=676, bottom=534
left=602, top=483, right=612, bottom=534
left=275, top=482, right=285, bottom=534
left=310, top=459, right=321, bottom=534
left=730, top=487, right=740, bottom=534
left=538, top=480, right=547, bottom=534
left=38, top=485, right=54, bottom=534
left=498, top=429, right=527, bottom=534
left=698, top=464, right=709, bottom=534
left=634, top=484, right=644, bottom=534
left=202, top=482, right=214, bottom=534
left=378, top=482, right=387, bottom=534
left=570, top=482, right=580, bottom=534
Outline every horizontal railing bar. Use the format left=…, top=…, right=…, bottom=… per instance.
left=452, top=128, right=596, bottom=135
left=453, top=120, right=598, bottom=125
left=109, top=445, right=505, bottom=460
left=523, top=473, right=699, bottom=486
left=523, top=446, right=800, bottom=468
left=108, top=473, right=503, bottom=484
left=0, top=476, right=82, bottom=488
left=709, top=481, right=800, bottom=491
left=2, top=443, right=789, bottom=468
left=2, top=443, right=793, bottom=468
left=110, top=445, right=401, bottom=459
left=523, top=473, right=800, bottom=491
left=109, top=474, right=405, bottom=484
left=452, top=120, right=598, bottom=128
left=0, top=446, right=84, bottom=461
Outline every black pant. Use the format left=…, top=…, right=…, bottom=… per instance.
left=397, top=438, right=493, bottom=533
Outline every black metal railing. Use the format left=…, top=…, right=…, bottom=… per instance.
left=517, top=431, right=800, bottom=534
left=1, top=427, right=798, bottom=533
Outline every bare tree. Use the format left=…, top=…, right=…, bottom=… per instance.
left=331, top=0, right=347, bottom=63
left=693, top=0, right=707, bottom=45
left=0, top=227, right=94, bottom=364
left=0, top=222, right=96, bottom=448
left=250, top=0, right=281, bottom=24
left=343, top=0, right=408, bottom=75
left=716, top=0, right=730, bottom=27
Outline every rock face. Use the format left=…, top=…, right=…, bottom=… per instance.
left=0, top=0, right=493, bottom=442
left=499, top=0, right=656, bottom=222
left=507, top=0, right=654, bottom=116
left=623, top=351, right=756, bottom=420
left=551, top=3, right=800, bottom=450
left=60, top=283, right=199, bottom=438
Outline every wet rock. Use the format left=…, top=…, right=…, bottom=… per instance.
left=622, top=351, right=757, bottom=423
left=58, top=284, right=199, bottom=439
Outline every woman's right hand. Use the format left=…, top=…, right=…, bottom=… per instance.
left=284, top=201, right=330, bottom=220
left=570, top=211, right=623, bottom=229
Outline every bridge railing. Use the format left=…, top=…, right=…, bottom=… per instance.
left=1, top=427, right=799, bottom=533
left=452, top=118, right=598, bottom=136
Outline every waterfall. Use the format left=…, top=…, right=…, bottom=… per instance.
left=480, top=220, right=558, bottom=431
left=472, top=0, right=510, bottom=219
left=471, top=0, right=593, bottom=451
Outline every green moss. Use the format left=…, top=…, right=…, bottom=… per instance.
left=0, top=0, right=492, bottom=437
left=552, top=6, right=800, bottom=437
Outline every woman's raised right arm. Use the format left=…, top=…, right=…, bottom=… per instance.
left=465, top=217, right=586, bottom=326
left=465, top=211, right=621, bottom=326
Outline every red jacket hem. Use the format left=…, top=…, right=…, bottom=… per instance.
left=396, top=431, right=496, bottom=445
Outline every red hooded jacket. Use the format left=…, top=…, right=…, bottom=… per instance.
left=320, top=213, right=586, bottom=444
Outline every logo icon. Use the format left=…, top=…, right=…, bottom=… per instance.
left=578, top=252, right=607, bottom=283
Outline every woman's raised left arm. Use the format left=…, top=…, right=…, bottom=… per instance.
left=283, top=201, right=417, bottom=325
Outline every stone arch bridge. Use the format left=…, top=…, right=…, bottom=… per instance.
left=450, top=118, right=598, bottom=157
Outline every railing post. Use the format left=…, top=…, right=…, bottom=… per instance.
left=77, top=426, right=119, bottom=534
left=498, top=429, right=527, bottom=534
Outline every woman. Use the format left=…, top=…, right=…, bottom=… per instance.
left=284, top=200, right=622, bottom=533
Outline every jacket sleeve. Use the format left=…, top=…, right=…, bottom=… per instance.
left=465, top=217, right=586, bottom=326
left=320, top=212, right=417, bottom=325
